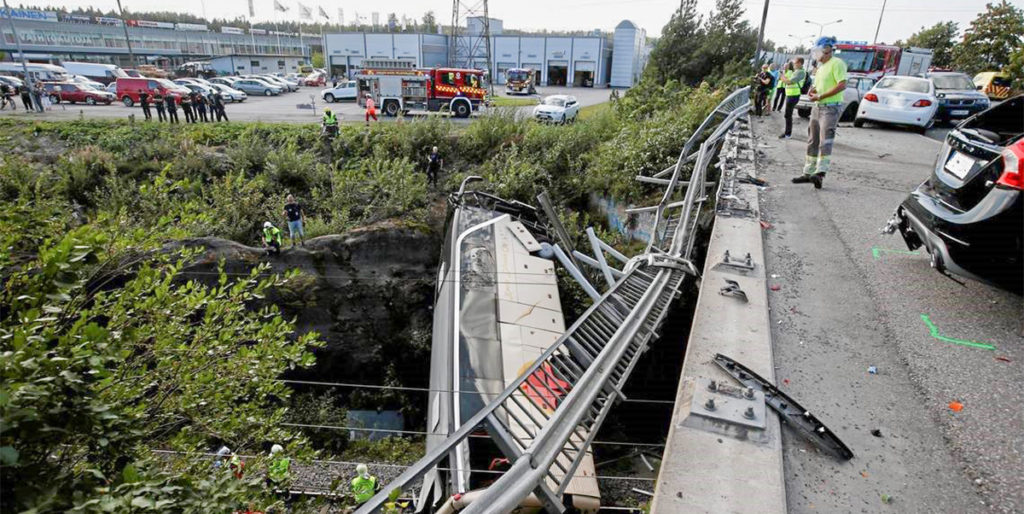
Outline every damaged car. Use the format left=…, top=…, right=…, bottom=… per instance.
left=885, top=95, right=1022, bottom=293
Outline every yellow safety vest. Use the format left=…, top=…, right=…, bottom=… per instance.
left=785, top=69, right=806, bottom=97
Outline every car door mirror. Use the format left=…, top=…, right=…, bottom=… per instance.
left=975, top=85, right=983, bottom=90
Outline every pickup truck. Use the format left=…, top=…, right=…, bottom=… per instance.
left=797, top=72, right=877, bottom=122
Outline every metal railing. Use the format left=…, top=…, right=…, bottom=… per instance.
left=354, top=87, right=751, bottom=514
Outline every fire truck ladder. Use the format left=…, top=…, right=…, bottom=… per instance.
left=354, top=86, right=751, bottom=514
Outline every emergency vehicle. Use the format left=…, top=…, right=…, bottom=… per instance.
left=355, top=59, right=487, bottom=118
left=832, top=43, right=933, bottom=79
left=504, top=67, right=537, bottom=95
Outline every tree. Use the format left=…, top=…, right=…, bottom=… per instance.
left=422, top=11, right=438, bottom=34
left=387, top=13, right=399, bottom=32
left=1006, top=46, right=1024, bottom=89
left=646, top=0, right=705, bottom=85
left=906, top=21, right=958, bottom=68
left=311, top=51, right=324, bottom=68
left=952, top=0, right=1024, bottom=75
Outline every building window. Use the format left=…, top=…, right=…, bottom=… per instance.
left=277, top=60, right=286, bottom=68
left=250, top=60, right=260, bottom=67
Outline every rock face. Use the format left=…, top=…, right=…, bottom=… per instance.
left=174, top=222, right=440, bottom=399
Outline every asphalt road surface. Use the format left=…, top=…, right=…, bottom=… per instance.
left=0, top=85, right=613, bottom=124
left=752, top=113, right=1022, bottom=513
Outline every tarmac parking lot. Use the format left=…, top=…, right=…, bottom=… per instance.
left=0, top=84, right=614, bottom=124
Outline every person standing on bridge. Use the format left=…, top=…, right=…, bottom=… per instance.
left=773, top=61, right=791, bottom=112
left=364, top=93, right=377, bottom=126
left=795, top=37, right=847, bottom=189
left=754, top=65, right=772, bottom=116
left=778, top=58, right=807, bottom=139
left=351, top=463, right=380, bottom=504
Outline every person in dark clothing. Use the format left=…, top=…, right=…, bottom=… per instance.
left=153, top=90, right=166, bottom=122
left=180, top=92, right=194, bottom=123
left=1, top=84, right=12, bottom=110
left=20, top=85, right=31, bottom=110
left=164, top=92, right=179, bottom=124
left=778, top=58, right=808, bottom=139
left=773, top=61, right=790, bottom=112
left=212, top=92, right=228, bottom=122
left=195, top=94, right=209, bottom=122
left=282, top=194, right=305, bottom=247
left=754, top=65, right=772, bottom=116
left=426, top=146, right=443, bottom=187
left=138, top=89, right=152, bottom=120
left=31, top=81, right=44, bottom=112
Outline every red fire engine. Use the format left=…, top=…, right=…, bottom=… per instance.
left=355, top=59, right=487, bottom=118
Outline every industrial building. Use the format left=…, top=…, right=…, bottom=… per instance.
left=0, top=7, right=650, bottom=87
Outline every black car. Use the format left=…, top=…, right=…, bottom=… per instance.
left=885, top=95, right=1022, bottom=293
left=926, top=72, right=992, bottom=125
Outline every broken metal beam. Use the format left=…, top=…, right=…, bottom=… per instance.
left=552, top=244, right=601, bottom=302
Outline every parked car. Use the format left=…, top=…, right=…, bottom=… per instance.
left=303, top=72, right=326, bottom=87
left=122, top=69, right=145, bottom=78
left=973, top=71, right=1013, bottom=101
left=174, top=80, right=216, bottom=97
left=0, top=75, right=24, bottom=90
left=923, top=72, right=991, bottom=125
left=68, top=74, right=106, bottom=91
left=797, top=72, right=876, bottom=122
left=209, top=77, right=239, bottom=88
left=61, top=62, right=127, bottom=85
left=210, top=83, right=247, bottom=102
left=254, top=75, right=297, bottom=92
left=884, top=95, right=1022, bottom=293
left=104, top=82, right=116, bottom=95
left=321, top=80, right=357, bottom=102
left=232, top=78, right=282, bottom=96
left=116, top=77, right=187, bottom=106
left=854, top=75, right=938, bottom=133
left=42, top=82, right=115, bottom=105
left=532, top=95, right=579, bottom=123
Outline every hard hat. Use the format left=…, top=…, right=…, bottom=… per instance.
left=324, top=107, right=331, bottom=113
left=356, top=463, right=369, bottom=477
left=216, top=445, right=231, bottom=457
left=271, top=444, right=284, bottom=455
left=264, top=221, right=273, bottom=228
left=813, top=36, right=837, bottom=49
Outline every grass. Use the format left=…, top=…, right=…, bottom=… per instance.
left=579, top=101, right=611, bottom=120
left=489, top=96, right=539, bottom=107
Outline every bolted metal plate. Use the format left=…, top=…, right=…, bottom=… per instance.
left=689, top=377, right=766, bottom=429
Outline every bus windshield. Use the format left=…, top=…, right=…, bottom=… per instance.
left=507, top=70, right=529, bottom=82
left=835, top=49, right=875, bottom=72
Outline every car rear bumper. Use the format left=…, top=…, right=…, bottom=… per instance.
left=858, top=103, right=934, bottom=127
left=891, top=182, right=1022, bottom=291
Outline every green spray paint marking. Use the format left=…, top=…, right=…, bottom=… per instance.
left=872, top=247, right=919, bottom=260
left=920, top=314, right=996, bottom=350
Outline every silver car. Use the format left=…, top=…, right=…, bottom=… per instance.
left=232, top=78, right=282, bottom=96
left=254, top=75, right=297, bottom=92
left=211, top=83, right=247, bottom=102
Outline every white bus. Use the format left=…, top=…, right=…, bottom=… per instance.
left=61, top=62, right=128, bottom=85
left=0, top=62, right=69, bottom=82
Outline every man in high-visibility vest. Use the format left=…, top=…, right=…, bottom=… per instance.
left=267, top=444, right=291, bottom=488
left=322, top=107, right=338, bottom=137
left=778, top=57, right=808, bottom=139
left=351, top=463, right=380, bottom=504
left=795, top=36, right=847, bottom=189
left=262, top=221, right=283, bottom=256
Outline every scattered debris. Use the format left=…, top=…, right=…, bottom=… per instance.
left=770, top=273, right=779, bottom=278
left=995, top=356, right=1012, bottom=363
left=878, top=153, right=891, bottom=159
left=759, top=220, right=772, bottom=230
left=770, top=284, right=781, bottom=291
left=868, top=366, right=878, bottom=374
left=719, top=279, right=748, bottom=302
left=860, top=471, right=869, bottom=478
left=870, top=429, right=882, bottom=437
left=949, top=401, right=964, bottom=412
left=783, top=378, right=790, bottom=385
left=881, top=494, right=893, bottom=504
left=974, top=478, right=984, bottom=486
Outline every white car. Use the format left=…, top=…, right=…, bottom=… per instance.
left=69, top=74, right=106, bottom=91
left=797, top=72, right=876, bottom=122
left=321, top=80, right=358, bottom=102
left=209, top=77, right=239, bottom=88
left=533, top=95, right=579, bottom=123
left=211, top=83, right=247, bottom=102
left=854, top=75, right=938, bottom=133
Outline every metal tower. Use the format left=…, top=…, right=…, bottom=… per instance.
left=448, top=0, right=494, bottom=94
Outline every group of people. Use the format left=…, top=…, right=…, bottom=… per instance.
left=0, top=81, right=49, bottom=112
left=137, top=88, right=229, bottom=124
left=262, top=194, right=306, bottom=256
left=757, top=36, right=848, bottom=189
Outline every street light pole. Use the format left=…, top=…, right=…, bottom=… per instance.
left=115, top=0, right=136, bottom=67
left=753, top=0, right=770, bottom=66
left=873, top=0, right=887, bottom=44
left=804, top=18, right=843, bottom=39
left=2, top=0, right=34, bottom=109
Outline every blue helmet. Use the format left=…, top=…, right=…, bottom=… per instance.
left=814, top=36, right=837, bottom=48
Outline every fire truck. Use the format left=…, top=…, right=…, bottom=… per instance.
left=504, top=67, right=537, bottom=95
left=355, top=60, right=487, bottom=118
left=832, top=43, right=933, bottom=79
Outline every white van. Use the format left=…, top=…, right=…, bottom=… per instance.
left=61, top=62, right=127, bottom=85
left=0, top=62, right=70, bottom=82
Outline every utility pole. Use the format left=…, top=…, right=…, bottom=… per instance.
left=2, top=0, right=34, bottom=109
left=873, top=0, right=887, bottom=44
left=115, top=0, right=136, bottom=67
left=753, top=0, right=770, bottom=66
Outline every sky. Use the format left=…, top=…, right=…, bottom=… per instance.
left=43, top=0, right=1024, bottom=47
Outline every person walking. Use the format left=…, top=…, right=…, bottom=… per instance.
left=282, top=194, right=305, bottom=247
left=754, top=65, right=772, bottom=116
left=262, top=221, right=282, bottom=256
left=213, top=92, right=228, bottom=121
left=350, top=463, right=380, bottom=505
left=164, top=91, right=179, bottom=124
left=773, top=61, right=790, bottom=112
left=364, top=93, right=377, bottom=126
left=153, top=89, right=166, bottom=122
left=138, top=89, right=152, bottom=121
left=778, top=58, right=807, bottom=139
left=180, top=92, right=194, bottom=123
left=794, top=37, right=847, bottom=189
left=426, top=146, right=443, bottom=187
left=20, top=84, right=31, bottom=110
left=195, top=93, right=208, bottom=122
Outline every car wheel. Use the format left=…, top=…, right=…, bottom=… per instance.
left=853, top=118, right=865, bottom=128
left=453, top=101, right=470, bottom=118
left=49, top=94, right=60, bottom=104
left=797, top=108, right=810, bottom=119
left=559, top=114, right=566, bottom=125
left=264, top=89, right=272, bottom=96
left=840, top=103, right=857, bottom=122
left=122, top=96, right=134, bottom=107
left=86, top=97, right=96, bottom=105
left=324, top=93, right=335, bottom=103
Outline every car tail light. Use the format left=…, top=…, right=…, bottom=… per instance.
left=864, top=93, right=878, bottom=102
left=912, top=99, right=932, bottom=107
left=996, top=140, right=1024, bottom=190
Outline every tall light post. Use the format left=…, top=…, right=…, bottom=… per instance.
left=115, top=0, right=136, bottom=67
left=787, top=33, right=815, bottom=51
left=873, top=0, right=887, bottom=44
left=753, top=0, right=770, bottom=65
left=2, top=0, right=34, bottom=109
left=804, top=18, right=843, bottom=39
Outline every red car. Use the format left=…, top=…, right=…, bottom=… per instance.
left=42, top=82, right=115, bottom=105
left=116, top=77, right=187, bottom=106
